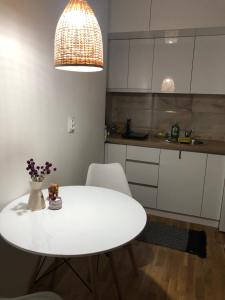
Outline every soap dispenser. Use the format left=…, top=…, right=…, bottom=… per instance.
left=171, top=123, right=180, bottom=140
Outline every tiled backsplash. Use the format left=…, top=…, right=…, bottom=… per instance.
left=106, top=93, right=225, bottom=141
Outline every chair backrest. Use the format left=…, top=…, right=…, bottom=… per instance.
left=86, top=163, right=132, bottom=197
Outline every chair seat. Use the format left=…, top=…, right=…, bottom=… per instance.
left=0, top=292, right=62, bottom=300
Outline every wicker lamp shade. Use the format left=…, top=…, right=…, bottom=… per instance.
left=54, top=0, right=103, bottom=72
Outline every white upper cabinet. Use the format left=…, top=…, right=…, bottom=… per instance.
left=150, top=0, right=225, bottom=30
left=157, top=150, right=207, bottom=216
left=108, top=39, right=154, bottom=91
left=201, top=155, right=225, bottom=220
left=152, top=37, right=195, bottom=93
left=191, top=36, right=225, bottom=94
left=109, top=0, right=151, bottom=33
left=108, top=40, right=129, bottom=90
left=128, top=39, right=154, bottom=90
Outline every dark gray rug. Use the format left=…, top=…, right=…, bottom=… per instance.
left=137, top=221, right=207, bottom=258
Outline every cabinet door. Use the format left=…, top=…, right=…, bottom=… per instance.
left=157, top=150, right=207, bottom=216
left=128, top=39, right=154, bottom=90
left=201, top=155, right=225, bottom=220
left=109, top=0, right=151, bottom=33
left=108, top=40, right=129, bottom=89
left=219, top=182, right=225, bottom=232
left=150, top=0, right=225, bottom=30
left=105, top=144, right=126, bottom=170
left=152, top=37, right=194, bottom=93
left=191, top=36, right=225, bottom=94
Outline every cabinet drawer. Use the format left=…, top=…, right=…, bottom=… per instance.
left=126, top=161, right=159, bottom=186
left=130, top=183, right=157, bottom=209
left=127, top=146, right=160, bottom=163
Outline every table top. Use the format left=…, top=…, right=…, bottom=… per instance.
left=0, top=186, right=147, bottom=257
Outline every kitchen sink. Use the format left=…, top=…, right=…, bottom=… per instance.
left=164, top=138, right=205, bottom=145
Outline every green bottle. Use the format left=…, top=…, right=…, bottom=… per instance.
left=171, top=123, right=180, bottom=139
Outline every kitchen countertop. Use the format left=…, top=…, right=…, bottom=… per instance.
left=106, top=135, right=225, bottom=155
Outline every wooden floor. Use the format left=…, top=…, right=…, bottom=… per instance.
left=33, top=215, right=225, bottom=300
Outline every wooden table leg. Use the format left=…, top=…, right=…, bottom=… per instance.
left=27, top=256, right=42, bottom=293
left=126, top=243, right=139, bottom=276
left=88, top=256, right=98, bottom=300
left=108, top=253, right=122, bottom=300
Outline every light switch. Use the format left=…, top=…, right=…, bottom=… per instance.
left=68, top=116, right=75, bottom=133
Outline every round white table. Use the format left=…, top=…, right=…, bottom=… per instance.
left=0, top=186, right=147, bottom=257
left=0, top=186, right=147, bottom=300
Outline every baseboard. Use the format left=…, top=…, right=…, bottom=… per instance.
left=145, top=208, right=219, bottom=228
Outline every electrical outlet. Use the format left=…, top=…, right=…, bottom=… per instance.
left=68, top=116, right=75, bottom=133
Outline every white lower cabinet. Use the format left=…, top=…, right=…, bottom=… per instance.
left=130, top=184, right=157, bottom=209
left=157, top=150, right=207, bottom=216
left=126, top=161, right=159, bottom=186
left=201, top=155, right=225, bottom=220
left=127, top=146, right=160, bottom=163
left=105, top=144, right=126, bottom=170
left=105, top=143, right=225, bottom=223
left=219, top=182, right=225, bottom=232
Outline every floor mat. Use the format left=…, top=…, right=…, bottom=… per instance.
left=137, top=221, right=207, bottom=258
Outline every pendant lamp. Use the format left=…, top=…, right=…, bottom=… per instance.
left=54, top=0, right=103, bottom=72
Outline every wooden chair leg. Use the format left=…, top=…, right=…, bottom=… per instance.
left=126, top=243, right=139, bottom=276
left=28, top=256, right=42, bottom=293
left=88, top=256, right=98, bottom=300
left=107, top=253, right=123, bottom=300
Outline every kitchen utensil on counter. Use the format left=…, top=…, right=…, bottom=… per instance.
left=122, top=119, right=149, bottom=140
left=178, top=137, right=192, bottom=144
left=185, top=130, right=192, bottom=137
left=155, top=131, right=169, bottom=139
left=191, top=139, right=204, bottom=145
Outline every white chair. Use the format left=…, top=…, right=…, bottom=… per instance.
left=86, top=163, right=139, bottom=300
left=86, top=163, right=132, bottom=196
left=0, top=292, right=62, bottom=300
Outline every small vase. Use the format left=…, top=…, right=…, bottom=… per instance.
left=27, top=181, right=46, bottom=211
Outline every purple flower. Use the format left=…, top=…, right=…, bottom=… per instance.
left=26, top=159, right=57, bottom=181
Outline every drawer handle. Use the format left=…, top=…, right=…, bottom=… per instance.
left=179, top=151, right=182, bottom=159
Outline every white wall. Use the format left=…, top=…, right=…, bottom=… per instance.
left=0, top=0, right=108, bottom=296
